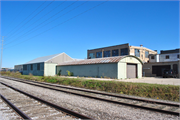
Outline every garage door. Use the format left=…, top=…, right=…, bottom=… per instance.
left=127, top=64, right=137, bottom=78
left=152, top=65, right=171, bottom=76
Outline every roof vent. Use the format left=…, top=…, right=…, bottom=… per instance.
left=140, top=45, right=143, bottom=47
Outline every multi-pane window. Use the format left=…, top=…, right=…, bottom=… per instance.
left=31, top=64, right=33, bottom=70
left=23, top=65, right=27, bottom=70
left=89, top=53, right=95, bottom=59
left=151, top=56, right=154, bottom=59
left=165, top=55, right=169, bottom=59
left=177, top=54, right=179, bottom=58
left=96, top=52, right=102, bottom=58
left=121, top=48, right=128, bottom=56
left=37, top=63, right=40, bottom=70
left=112, top=49, right=119, bottom=56
left=103, top=51, right=110, bottom=57
left=145, top=51, right=149, bottom=58
left=135, top=49, right=140, bottom=57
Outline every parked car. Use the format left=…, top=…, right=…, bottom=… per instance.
left=162, top=69, right=177, bottom=78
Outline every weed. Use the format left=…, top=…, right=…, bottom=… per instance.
left=1, top=71, right=179, bottom=102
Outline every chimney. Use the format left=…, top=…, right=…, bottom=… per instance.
left=140, top=44, right=143, bottom=47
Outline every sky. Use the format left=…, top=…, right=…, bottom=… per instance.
left=0, top=0, right=179, bottom=68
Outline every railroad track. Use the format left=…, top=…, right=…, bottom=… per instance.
left=0, top=81, right=93, bottom=120
left=1, top=76, right=180, bottom=116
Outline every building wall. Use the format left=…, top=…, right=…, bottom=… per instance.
left=47, top=53, right=74, bottom=64
left=87, top=43, right=129, bottom=59
left=159, top=53, right=180, bottom=62
left=118, top=57, right=142, bottom=79
left=23, top=63, right=44, bottom=76
left=143, top=61, right=180, bottom=77
left=57, top=63, right=118, bottom=78
left=149, top=53, right=180, bottom=63
left=44, top=63, right=57, bottom=76
left=14, top=65, right=23, bottom=71
left=129, top=46, right=157, bottom=63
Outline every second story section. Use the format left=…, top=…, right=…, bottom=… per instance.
left=149, top=48, right=180, bottom=62
left=87, top=43, right=157, bottom=63
left=129, top=45, right=157, bottom=63
left=87, top=43, right=129, bottom=59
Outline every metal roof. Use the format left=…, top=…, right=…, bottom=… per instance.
left=57, top=56, right=125, bottom=66
left=25, top=53, right=62, bottom=64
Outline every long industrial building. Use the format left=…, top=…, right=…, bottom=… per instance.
left=15, top=53, right=75, bottom=76
left=57, top=55, right=143, bottom=79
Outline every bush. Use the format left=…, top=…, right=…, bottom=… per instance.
left=66, top=70, right=73, bottom=76
left=57, top=70, right=61, bottom=76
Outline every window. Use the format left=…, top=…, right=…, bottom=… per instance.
left=23, top=65, right=27, bottom=70
left=96, top=52, right=102, bottom=58
left=151, top=56, right=154, bottom=59
left=88, top=53, right=95, bottom=59
left=37, top=63, right=40, bottom=70
left=104, top=51, right=110, bottom=57
left=31, top=64, right=33, bottom=70
left=177, top=54, right=179, bottom=58
left=112, top=49, right=119, bottom=56
left=165, top=55, right=169, bottom=59
left=135, top=49, right=140, bottom=57
left=121, top=48, right=128, bottom=56
left=141, top=55, right=143, bottom=58
left=145, top=51, right=149, bottom=58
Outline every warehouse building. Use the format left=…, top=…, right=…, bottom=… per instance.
left=143, top=48, right=180, bottom=77
left=87, top=43, right=157, bottom=63
left=57, top=55, right=143, bottom=79
left=15, top=53, right=74, bottom=76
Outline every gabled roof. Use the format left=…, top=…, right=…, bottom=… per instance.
left=25, top=53, right=62, bottom=64
left=57, top=55, right=143, bottom=66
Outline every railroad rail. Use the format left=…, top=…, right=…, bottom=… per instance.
left=0, top=94, right=31, bottom=120
left=1, top=76, right=180, bottom=116
left=0, top=81, right=93, bottom=120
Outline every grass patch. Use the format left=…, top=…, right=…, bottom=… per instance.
left=1, top=71, right=179, bottom=102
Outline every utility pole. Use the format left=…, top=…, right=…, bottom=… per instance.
left=0, top=36, right=4, bottom=76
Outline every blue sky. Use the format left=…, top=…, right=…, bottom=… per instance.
left=0, top=0, right=179, bottom=68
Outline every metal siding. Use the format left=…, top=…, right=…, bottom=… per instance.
left=57, top=63, right=118, bottom=79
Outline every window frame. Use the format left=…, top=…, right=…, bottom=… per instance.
left=31, top=64, right=33, bottom=70
left=89, top=53, right=95, bottom=59
left=121, top=48, right=129, bottom=56
left=165, top=55, right=169, bottom=59
left=96, top=51, right=102, bottom=58
left=112, top=49, right=119, bottom=56
left=37, top=63, right=40, bottom=70
left=103, top=50, right=111, bottom=57
left=145, top=51, right=149, bottom=58
left=151, top=56, right=154, bottom=59
left=134, top=49, right=140, bottom=57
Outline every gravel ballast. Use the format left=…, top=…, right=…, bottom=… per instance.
left=0, top=78, right=179, bottom=120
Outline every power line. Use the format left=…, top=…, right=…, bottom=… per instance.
left=3, top=0, right=31, bottom=34
left=6, top=0, right=54, bottom=40
left=5, top=0, right=47, bottom=37
left=5, top=0, right=67, bottom=42
left=4, top=0, right=108, bottom=50
left=4, top=0, right=79, bottom=46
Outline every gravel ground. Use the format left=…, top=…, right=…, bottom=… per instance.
left=0, top=93, right=21, bottom=120
left=0, top=78, right=179, bottom=120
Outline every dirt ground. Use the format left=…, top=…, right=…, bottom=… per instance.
left=59, top=76, right=180, bottom=86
